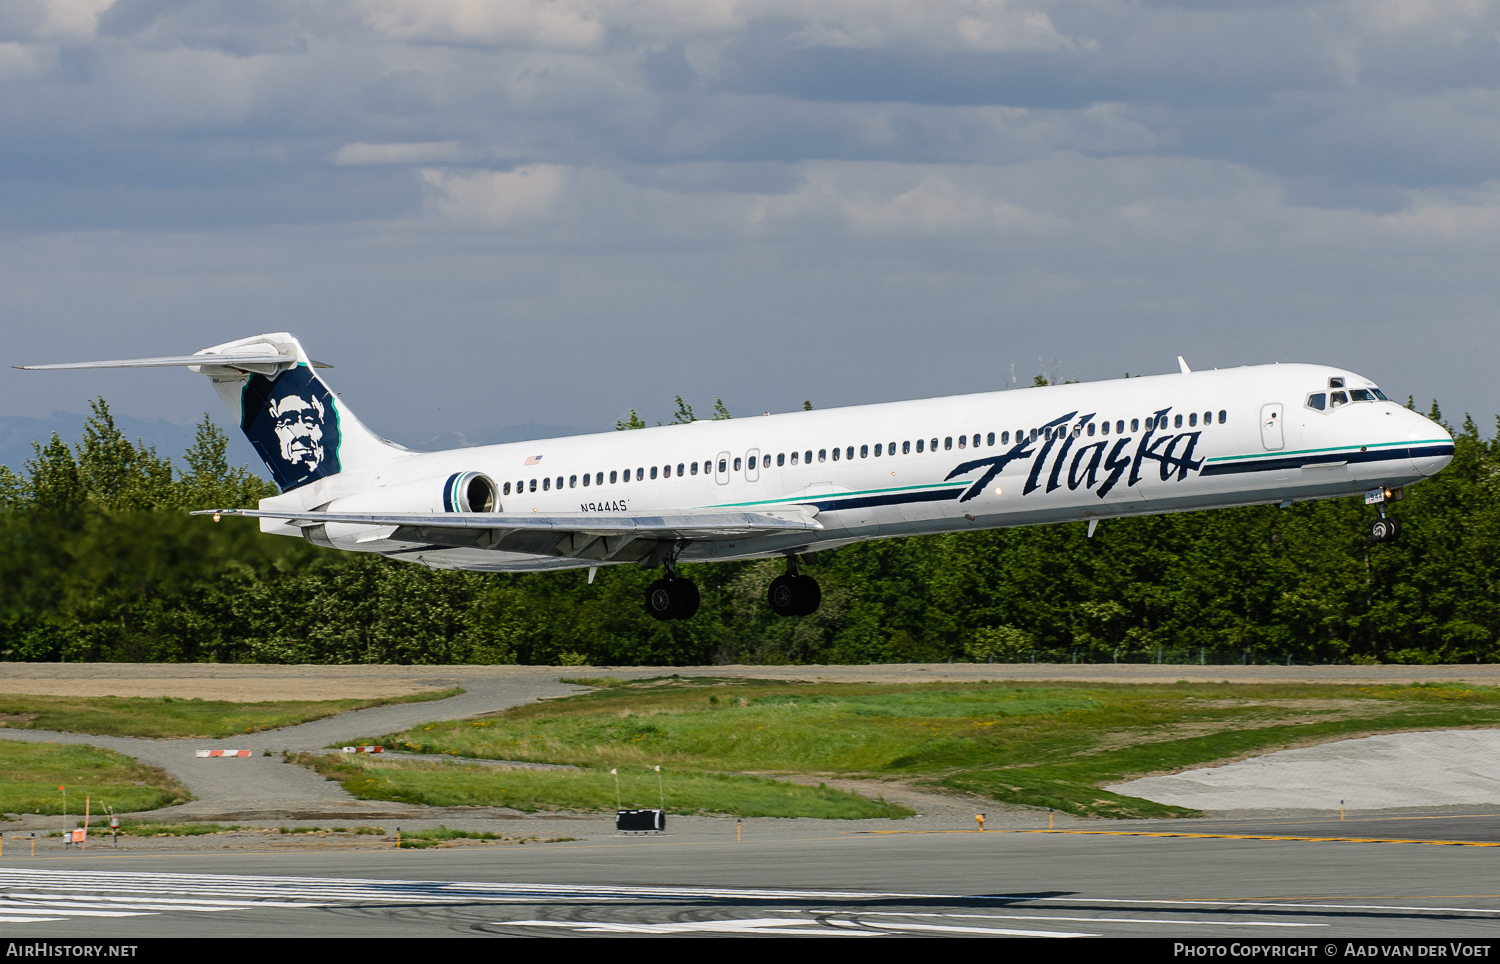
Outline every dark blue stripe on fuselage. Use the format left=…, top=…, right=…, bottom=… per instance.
left=808, top=487, right=964, bottom=513
left=1199, top=443, right=1454, bottom=477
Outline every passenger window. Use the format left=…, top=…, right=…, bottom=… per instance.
left=582, top=474, right=590, bottom=487
left=889, top=441, right=896, bottom=454
left=1218, top=410, right=1226, bottom=424
left=788, top=452, right=795, bottom=465
left=636, top=468, right=643, bottom=481
left=958, top=436, right=966, bottom=449
left=1188, top=413, right=1197, bottom=427
left=690, top=462, right=698, bottom=476
left=609, top=471, right=617, bottom=484
left=1330, top=391, right=1348, bottom=407
left=846, top=446, right=854, bottom=459
left=1001, top=432, right=1009, bottom=444
left=503, top=482, right=512, bottom=495
left=874, top=443, right=882, bottom=456
left=1329, top=377, right=1345, bottom=389
left=556, top=476, right=563, bottom=489
left=677, top=463, right=684, bottom=476
left=1087, top=423, right=1096, bottom=436
left=987, top=432, right=995, bottom=446
left=804, top=450, right=812, bottom=463
left=718, top=459, right=727, bottom=473
left=902, top=441, right=911, bottom=454
left=744, top=458, right=753, bottom=472
left=818, top=449, right=827, bottom=462
left=651, top=466, right=659, bottom=479
left=733, top=457, right=742, bottom=471
left=972, top=434, right=980, bottom=447
left=1130, top=419, right=1139, bottom=432
left=916, top=439, right=925, bottom=453
left=832, top=447, right=840, bottom=461
left=543, top=477, right=551, bottom=491
left=529, top=479, right=537, bottom=492
left=945, top=437, right=953, bottom=450
left=1203, top=411, right=1211, bottom=425
left=569, top=474, right=577, bottom=488
left=860, top=445, right=869, bottom=458
left=1100, top=422, right=1109, bottom=436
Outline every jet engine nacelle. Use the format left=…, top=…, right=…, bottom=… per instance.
left=304, top=472, right=497, bottom=549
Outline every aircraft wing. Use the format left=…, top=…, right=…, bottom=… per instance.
left=193, top=506, right=822, bottom=562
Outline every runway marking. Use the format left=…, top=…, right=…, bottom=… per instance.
left=1017, top=829, right=1500, bottom=847
left=1027, top=896, right=1500, bottom=916
left=499, top=917, right=1089, bottom=936
left=809, top=910, right=1323, bottom=928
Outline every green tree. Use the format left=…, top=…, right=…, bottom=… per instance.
left=712, top=397, right=732, bottom=420
left=615, top=411, right=647, bottom=431
left=670, top=397, right=696, bottom=425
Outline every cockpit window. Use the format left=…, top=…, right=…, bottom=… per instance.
left=1330, top=391, right=1349, bottom=407
left=1307, top=393, right=1326, bottom=411
left=1349, top=389, right=1375, bottom=402
left=1329, top=377, right=1345, bottom=389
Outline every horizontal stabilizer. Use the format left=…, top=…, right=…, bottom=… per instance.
left=16, top=353, right=296, bottom=371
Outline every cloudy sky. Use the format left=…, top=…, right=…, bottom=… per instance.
left=2, top=0, right=1498, bottom=452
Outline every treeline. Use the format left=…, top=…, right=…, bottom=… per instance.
left=2, top=398, right=1498, bottom=665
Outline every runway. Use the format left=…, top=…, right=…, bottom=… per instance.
left=7, top=814, right=1500, bottom=938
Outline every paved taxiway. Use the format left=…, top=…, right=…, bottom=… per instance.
left=7, top=814, right=1500, bottom=937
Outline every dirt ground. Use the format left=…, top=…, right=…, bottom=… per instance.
left=3, top=662, right=1500, bottom=702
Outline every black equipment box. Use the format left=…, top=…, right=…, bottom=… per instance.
left=616, top=809, right=665, bottom=832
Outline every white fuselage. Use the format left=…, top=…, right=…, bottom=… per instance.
left=260, top=363, right=1454, bottom=572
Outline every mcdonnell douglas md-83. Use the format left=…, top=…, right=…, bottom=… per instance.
left=20, top=332, right=1453, bottom=620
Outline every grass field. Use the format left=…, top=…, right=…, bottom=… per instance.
left=0, top=688, right=462, bottom=739
left=357, top=676, right=1500, bottom=818
left=0, top=740, right=192, bottom=816
left=295, top=752, right=913, bottom=819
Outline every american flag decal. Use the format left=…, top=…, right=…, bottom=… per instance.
left=525, top=455, right=543, bottom=465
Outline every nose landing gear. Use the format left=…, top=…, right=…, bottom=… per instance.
left=1366, top=486, right=1404, bottom=544
left=768, top=555, right=821, bottom=617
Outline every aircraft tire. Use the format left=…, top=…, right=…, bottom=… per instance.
left=1369, top=518, right=1401, bottom=543
left=670, top=578, right=700, bottom=620
left=645, top=579, right=675, bottom=620
left=768, top=574, right=800, bottom=617
left=793, top=575, right=821, bottom=616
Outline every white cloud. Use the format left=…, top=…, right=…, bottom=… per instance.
left=334, top=141, right=467, bottom=165
left=420, top=164, right=569, bottom=222
left=0, top=42, right=57, bottom=81
left=357, top=0, right=606, bottom=50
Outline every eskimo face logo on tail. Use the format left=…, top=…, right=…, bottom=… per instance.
left=240, top=365, right=342, bottom=491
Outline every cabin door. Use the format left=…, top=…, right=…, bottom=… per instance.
left=1260, top=403, right=1285, bottom=451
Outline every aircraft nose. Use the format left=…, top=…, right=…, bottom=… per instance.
left=1407, top=408, right=1454, bottom=477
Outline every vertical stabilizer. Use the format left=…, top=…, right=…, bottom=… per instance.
left=194, top=333, right=406, bottom=492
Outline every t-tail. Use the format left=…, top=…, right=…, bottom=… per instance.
left=16, top=332, right=407, bottom=493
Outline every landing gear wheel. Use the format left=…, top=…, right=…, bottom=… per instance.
left=768, top=574, right=801, bottom=617
left=645, top=577, right=700, bottom=620
left=645, top=579, right=675, bottom=620
left=671, top=578, right=700, bottom=619
left=792, top=575, right=821, bottom=616
left=768, top=574, right=822, bottom=617
left=1368, top=517, right=1402, bottom=543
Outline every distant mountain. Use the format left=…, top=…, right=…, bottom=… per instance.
left=0, top=412, right=268, bottom=478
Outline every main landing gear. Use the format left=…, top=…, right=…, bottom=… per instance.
left=644, top=572, right=700, bottom=621
left=1366, top=486, right=1404, bottom=544
left=768, top=556, right=821, bottom=617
